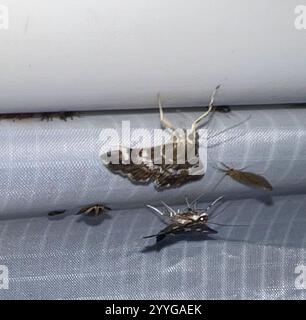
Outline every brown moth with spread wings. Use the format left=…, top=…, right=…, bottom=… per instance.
left=101, top=86, right=220, bottom=190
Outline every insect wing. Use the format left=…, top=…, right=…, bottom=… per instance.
left=101, top=146, right=157, bottom=183
left=154, top=137, right=205, bottom=189
left=102, top=140, right=205, bottom=189
left=144, top=219, right=217, bottom=242
left=184, top=222, right=218, bottom=234
left=143, top=223, right=183, bottom=242
left=231, top=171, right=273, bottom=191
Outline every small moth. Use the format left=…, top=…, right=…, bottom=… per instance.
left=76, top=203, right=111, bottom=217
left=144, top=196, right=224, bottom=242
left=215, top=162, right=273, bottom=191
left=101, top=86, right=220, bottom=190
left=48, top=204, right=111, bottom=217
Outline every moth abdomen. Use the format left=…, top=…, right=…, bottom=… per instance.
left=215, top=162, right=273, bottom=191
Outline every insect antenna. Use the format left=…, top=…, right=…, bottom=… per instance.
left=219, top=161, right=251, bottom=172
left=207, top=157, right=229, bottom=192
left=207, top=156, right=232, bottom=191
left=186, top=191, right=222, bottom=212
left=186, top=194, right=224, bottom=216
left=204, top=201, right=248, bottom=228
left=185, top=197, right=192, bottom=210
left=185, top=193, right=204, bottom=211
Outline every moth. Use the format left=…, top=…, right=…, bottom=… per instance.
left=48, top=204, right=111, bottom=217
left=41, top=112, right=78, bottom=122
left=144, top=196, right=224, bottom=242
left=101, top=86, right=220, bottom=190
left=214, top=162, right=273, bottom=191
left=76, top=203, right=111, bottom=217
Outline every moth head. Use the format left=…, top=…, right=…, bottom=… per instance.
left=197, top=212, right=209, bottom=223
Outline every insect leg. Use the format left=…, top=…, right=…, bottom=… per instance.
left=161, top=201, right=177, bottom=217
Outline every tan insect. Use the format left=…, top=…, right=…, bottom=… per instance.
left=48, top=204, right=111, bottom=217
left=214, top=162, right=273, bottom=191
left=76, top=204, right=111, bottom=217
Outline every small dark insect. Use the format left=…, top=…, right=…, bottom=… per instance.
left=40, top=113, right=54, bottom=122
left=101, top=86, right=221, bottom=190
left=48, top=210, right=66, bottom=217
left=214, top=106, right=231, bottom=113
left=0, top=113, right=34, bottom=121
left=76, top=204, right=111, bottom=217
left=58, top=112, right=78, bottom=122
left=214, top=162, right=273, bottom=191
left=41, top=112, right=78, bottom=122
left=144, top=196, right=224, bottom=242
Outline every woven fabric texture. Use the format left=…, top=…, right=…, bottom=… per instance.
left=0, top=106, right=305, bottom=299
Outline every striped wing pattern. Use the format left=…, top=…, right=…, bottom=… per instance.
left=101, top=134, right=204, bottom=190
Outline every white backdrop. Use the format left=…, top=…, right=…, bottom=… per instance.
left=0, top=0, right=306, bottom=112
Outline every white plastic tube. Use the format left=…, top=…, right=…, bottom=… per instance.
left=0, top=0, right=305, bottom=112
